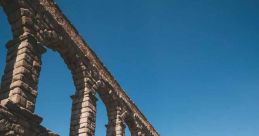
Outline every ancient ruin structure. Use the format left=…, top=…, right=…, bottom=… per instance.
left=0, top=0, right=159, bottom=135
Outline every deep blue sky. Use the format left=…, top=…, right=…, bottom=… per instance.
left=1, top=0, right=259, bottom=136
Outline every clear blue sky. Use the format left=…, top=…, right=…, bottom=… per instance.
left=0, top=0, right=259, bottom=136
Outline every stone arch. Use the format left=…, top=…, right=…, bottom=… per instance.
left=94, top=80, right=128, bottom=136
left=0, top=1, right=99, bottom=135
left=0, top=0, right=127, bottom=135
left=0, top=0, right=159, bottom=136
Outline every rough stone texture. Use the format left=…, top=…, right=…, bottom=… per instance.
left=106, top=106, right=126, bottom=136
left=0, top=100, right=58, bottom=136
left=0, top=0, right=159, bottom=135
left=0, top=35, right=45, bottom=113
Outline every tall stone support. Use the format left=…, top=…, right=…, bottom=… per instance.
left=68, top=60, right=97, bottom=136
left=106, top=106, right=126, bottom=136
left=70, top=91, right=96, bottom=136
left=70, top=88, right=97, bottom=136
left=0, top=34, right=45, bottom=112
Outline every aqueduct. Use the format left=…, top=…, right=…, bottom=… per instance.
left=0, top=0, right=159, bottom=136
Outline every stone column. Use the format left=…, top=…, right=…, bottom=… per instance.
left=70, top=87, right=97, bottom=136
left=0, top=34, right=45, bottom=112
left=106, top=106, right=126, bottom=136
left=136, top=129, right=146, bottom=136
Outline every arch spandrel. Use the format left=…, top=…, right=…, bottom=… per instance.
left=0, top=0, right=159, bottom=136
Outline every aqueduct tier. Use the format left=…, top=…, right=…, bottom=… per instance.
left=0, top=0, right=159, bottom=135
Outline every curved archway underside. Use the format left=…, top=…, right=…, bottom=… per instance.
left=0, top=0, right=159, bottom=136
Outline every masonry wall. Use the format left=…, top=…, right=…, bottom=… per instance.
left=0, top=0, right=159, bottom=135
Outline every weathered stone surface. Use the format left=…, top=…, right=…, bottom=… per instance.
left=0, top=0, right=159, bottom=135
left=0, top=101, right=58, bottom=136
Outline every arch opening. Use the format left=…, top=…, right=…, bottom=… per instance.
left=0, top=7, right=11, bottom=84
left=95, top=84, right=131, bottom=136
left=125, top=125, right=131, bottom=136
left=95, top=93, right=108, bottom=135
left=95, top=88, right=132, bottom=136
left=35, top=48, right=75, bottom=135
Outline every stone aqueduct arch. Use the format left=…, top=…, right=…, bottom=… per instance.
left=0, top=0, right=159, bottom=136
